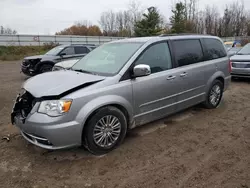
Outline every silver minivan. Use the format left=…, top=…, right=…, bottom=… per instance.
left=11, top=35, right=231, bottom=155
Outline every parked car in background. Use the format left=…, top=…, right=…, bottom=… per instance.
left=230, top=43, right=250, bottom=78
left=11, top=35, right=230, bottom=155
left=52, top=58, right=80, bottom=71
left=224, top=41, right=242, bottom=51
left=21, top=44, right=96, bottom=76
left=227, top=47, right=242, bottom=57
left=52, top=45, right=98, bottom=71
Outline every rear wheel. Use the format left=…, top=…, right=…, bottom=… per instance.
left=203, top=80, right=224, bottom=109
left=39, top=64, right=53, bottom=73
left=83, top=106, right=127, bottom=155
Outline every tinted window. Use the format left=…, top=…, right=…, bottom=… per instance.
left=61, top=47, right=75, bottom=55
left=135, top=42, right=172, bottom=74
left=204, top=38, right=227, bottom=60
left=173, top=40, right=203, bottom=67
left=75, top=46, right=89, bottom=54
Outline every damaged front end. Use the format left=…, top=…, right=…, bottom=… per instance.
left=21, top=59, right=40, bottom=76
left=11, top=89, right=36, bottom=125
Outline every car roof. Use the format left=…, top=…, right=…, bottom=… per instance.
left=58, top=44, right=96, bottom=47
left=110, top=34, right=221, bottom=44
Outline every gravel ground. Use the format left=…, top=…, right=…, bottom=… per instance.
left=0, top=60, right=250, bottom=188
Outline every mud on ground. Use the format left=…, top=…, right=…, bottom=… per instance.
left=0, top=61, right=250, bottom=188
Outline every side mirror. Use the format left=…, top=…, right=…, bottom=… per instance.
left=60, top=52, right=66, bottom=57
left=133, top=64, right=151, bottom=77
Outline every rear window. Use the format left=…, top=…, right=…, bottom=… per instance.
left=203, top=38, right=227, bottom=60
left=173, top=39, right=204, bottom=67
left=75, top=46, right=89, bottom=54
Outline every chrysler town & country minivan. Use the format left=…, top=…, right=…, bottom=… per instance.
left=11, top=34, right=231, bottom=155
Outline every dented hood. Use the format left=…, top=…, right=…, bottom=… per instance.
left=23, top=70, right=106, bottom=98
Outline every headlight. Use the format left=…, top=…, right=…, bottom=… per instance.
left=38, top=100, right=72, bottom=117
left=52, top=66, right=64, bottom=71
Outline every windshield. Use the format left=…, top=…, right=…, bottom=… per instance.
left=237, top=44, right=250, bottom=55
left=45, top=46, right=65, bottom=55
left=71, top=42, right=143, bottom=76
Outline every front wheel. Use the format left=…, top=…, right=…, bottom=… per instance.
left=83, top=106, right=127, bottom=155
left=39, top=64, right=53, bottom=73
left=203, top=80, right=224, bottom=109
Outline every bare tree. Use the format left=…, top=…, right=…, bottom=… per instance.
left=99, top=10, right=116, bottom=35
left=185, top=0, right=198, bottom=21
left=127, top=0, right=143, bottom=34
left=219, top=1, right=246, bottom=37
left=245, top=12, right=250, bottom=36
left=115, top=10, right=133, bottom=37
left=0, top=26, right=17, bottom=35
left=203, top=5, right=219, bottom=35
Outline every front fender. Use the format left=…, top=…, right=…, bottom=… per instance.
left=75, top=95, right=134, bottom=131
left=34, top=61, right=55, bottom=71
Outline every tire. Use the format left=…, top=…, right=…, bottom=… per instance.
left=83, top=106, right=127, bottom=155
left=203, top=79, right=224, bottom=109
left=39, top=64, right=53, bottom=73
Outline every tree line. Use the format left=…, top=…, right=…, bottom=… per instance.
left=56, top=0, right=250, bottom=37
left=170, top=0, right=250, bottom=37
left=0, top=26, right=17, bottom=35
left=2, top=0, right=249, bottom=37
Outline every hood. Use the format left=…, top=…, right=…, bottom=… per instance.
left=23, top=70, right=106, bottom=98
left=24, top=55, right=45, bottom=60
left=55, top=59, right=79, bottom=69
left=230, top=55, right=250, bottom=62
left=24, top=54, right=57, bottom=61
left=228, top=51, right=237, bottom=57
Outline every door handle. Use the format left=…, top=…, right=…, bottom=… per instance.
left=167, top=75, right=176, bottom=80
left=180, top=72, right=188, bottom=77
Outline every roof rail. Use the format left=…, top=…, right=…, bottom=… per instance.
left=159, top=33, right=211, bottom=37
left=69, top=44, right=97, bottom=46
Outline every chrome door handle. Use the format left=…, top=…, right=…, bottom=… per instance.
left=167, top=75, right=176, bottom=80
left=180, top=72, right=187, bottom=77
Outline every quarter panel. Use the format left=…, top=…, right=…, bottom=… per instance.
left=205, top=70, right=225, bottom=94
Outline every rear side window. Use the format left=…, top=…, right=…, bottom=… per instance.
left=173, top=39, right=203, bottom=67
left=203, top=38, right=227, bottom=60
left=75, top=46, right=90, bottom=54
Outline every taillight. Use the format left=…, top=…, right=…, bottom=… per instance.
left=229, top=60, right=232, bottom=73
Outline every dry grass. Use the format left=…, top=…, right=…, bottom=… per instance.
left=0, top=44, right=55, bottom=61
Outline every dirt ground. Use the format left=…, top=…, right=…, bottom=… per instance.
left=0, top=60, right=250, bottom=188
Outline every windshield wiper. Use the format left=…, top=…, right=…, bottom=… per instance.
left=237, top=53, right=250, bottom=55
left=72, top=69, right=98, bottom=75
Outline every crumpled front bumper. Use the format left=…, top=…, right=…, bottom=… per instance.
left=11, top=95, right=82, bottom=150
left=12, top=113, right=82, bottom=150
left=20, top=61, right=36, bottom=76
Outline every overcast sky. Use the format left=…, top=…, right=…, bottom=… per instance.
left=0, top=0, right=248, bottom=35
